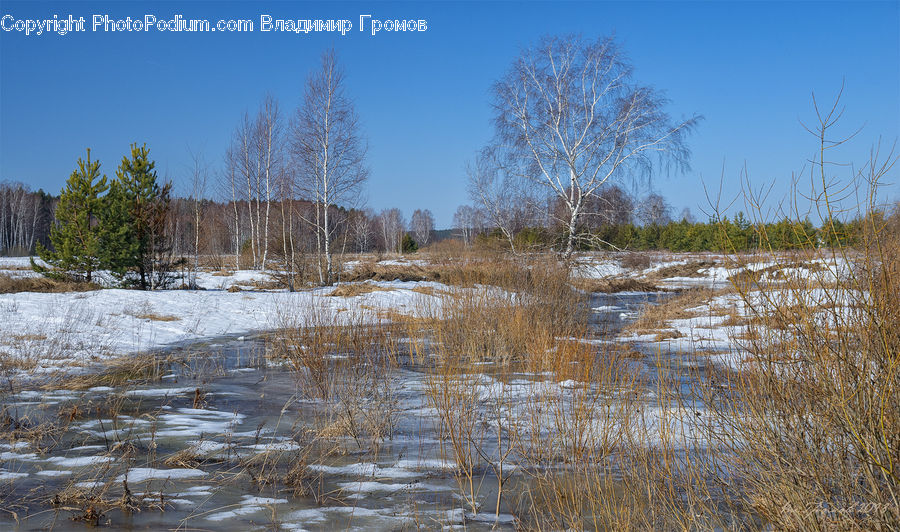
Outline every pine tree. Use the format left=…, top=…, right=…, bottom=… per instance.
left=98, top=179, right=138, bottom=280
left=114, top=143, right=172, bottom=290
left=401, top=233, right=418, bottom=253
left=33, top=149, right=108, bottom=282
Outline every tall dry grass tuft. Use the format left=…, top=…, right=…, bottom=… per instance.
left=414, top=257, right=589, bottom=371
left=270, top=297, right=401, bottom=452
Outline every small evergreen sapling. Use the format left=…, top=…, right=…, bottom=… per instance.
left=401, top=233, right=418, bottom=254
left=33, top=149, right=108, bottom=283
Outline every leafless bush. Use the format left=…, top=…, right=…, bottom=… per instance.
left=698, top=93, right=900, bottom=530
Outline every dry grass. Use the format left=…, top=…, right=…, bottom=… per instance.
left=409, top=285, right=449, bottom=297
left=413, top=259, right=589, bottom=370
left=133, top=313, right=180, bottom=322
left=571, top=276, right=665, bottom=293
left=53, top=353, right=174, bottom=391
left=698, top=235, right=900, bottom=529
left=0, top=274, right=98, bottom=294
left=624, top=287, right=720, bottom=335
left=648, top=260, right=716, bottom=280
left=327, top=283, right=392, bottom=297
left=3, top=333, right=47, bottom=343
left=0, top=351, right=37, bottom=371
left=653, top=330, right=684, bottom=341
left=342, top=255, right=560, bottom=292
left=620, top=252, right=653, bottom=270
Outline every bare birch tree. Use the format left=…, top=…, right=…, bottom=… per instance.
left=254, top=94, right=283, bottom=271
left=349, top=208, right=375, bottom=252
left=276, top=165, right=298, bottom=290
left=453, top=204, right=479, bottom=246
left=0, top=182, right=47, bottom=255
left=228, top=112, right=260, bottom=269
left=636, top=192, right=672, bottom=226
left=292, top=49, right=368, bottom=285
left=378, top=208, right=404, bottom=253
left=490, top=34, right=699, bottom=256
left=187, top=149, right=208, bottom=285
left=410, top=208, right=434, bottom=247
left=225, top=96, right=284, bottom=272
left=223, top=147, right=242, bottom=270
left=467, top=147, right=533, bottom=253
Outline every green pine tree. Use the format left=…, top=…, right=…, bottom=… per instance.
left=33, top=149, right=108, bottom=283
left=114, top=143, right=172, bottom=290
left=401, top=233, right=418, bottom=253
left=98, top=178, right=138, bottom=280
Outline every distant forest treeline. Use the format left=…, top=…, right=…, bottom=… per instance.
left=0, top=180, right=420, bottom=261
left=2, top=179, right=883, bottom=260
left=476, top=214, right=873, bottom=253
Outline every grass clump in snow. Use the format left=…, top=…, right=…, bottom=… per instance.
left=0, top=273, right=98, bottom=294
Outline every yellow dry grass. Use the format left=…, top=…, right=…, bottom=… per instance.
left=327, top=283, right=393, bottom=297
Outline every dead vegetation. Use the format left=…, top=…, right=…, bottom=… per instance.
left=52, top=353, right=174, bottom=391
left=648, top=260, right=716, bottom=280
left=326, top=282, right=392, bottom=297
left=619, top=252, right=654, bottom=270
left=571, top=276, right=666, bottom=293
left=0, top=274, right=98, bottom=294
left=340, top=255, right=564, bottom=293
left=133, top=313, right=180, bottom=322
left=624, top=287, right=722, bottom=335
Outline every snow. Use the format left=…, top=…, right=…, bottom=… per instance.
left=306, top=462, right=421, bottom=479
left=204, top=494, right=288, bottom=521
left=241, top=495, right=289, bottom=505
left=204, top=506, right=264, bottom=522
left=185, top=441, right=230, bottom=455
left=44, top=455, right=113, bottom=467
left=0, top=257, right=38, bottom=269
left=117, top=467, right=207, bottom=483
left=0, top=280, right=446, bottom=380
left=369, top=258, right=428, bottom=267
left=0, top=470, right=29, bottom=481
left=0, top=256, right=44, bottom=279
left=338, top=480, right=414, bottom=494
left=393, top=458, right=456, bottom=471
left=574, top=260, right=627, bottom=279
left=572, top=252, right=856, bottom=293
left=35, top=469, right=72, bottom=477
left=190, top=269, right=275, bottom=291
left=174, top=485, right=215, bottom=497
left=153, top=409, right=246, bottom=439
left=242, top=441, right=304, bottom=453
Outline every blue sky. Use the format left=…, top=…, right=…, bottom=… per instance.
left=1, top=1, right=898, bottom=227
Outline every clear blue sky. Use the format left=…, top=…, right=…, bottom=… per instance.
left=2, top=1, right=898, bottom=228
